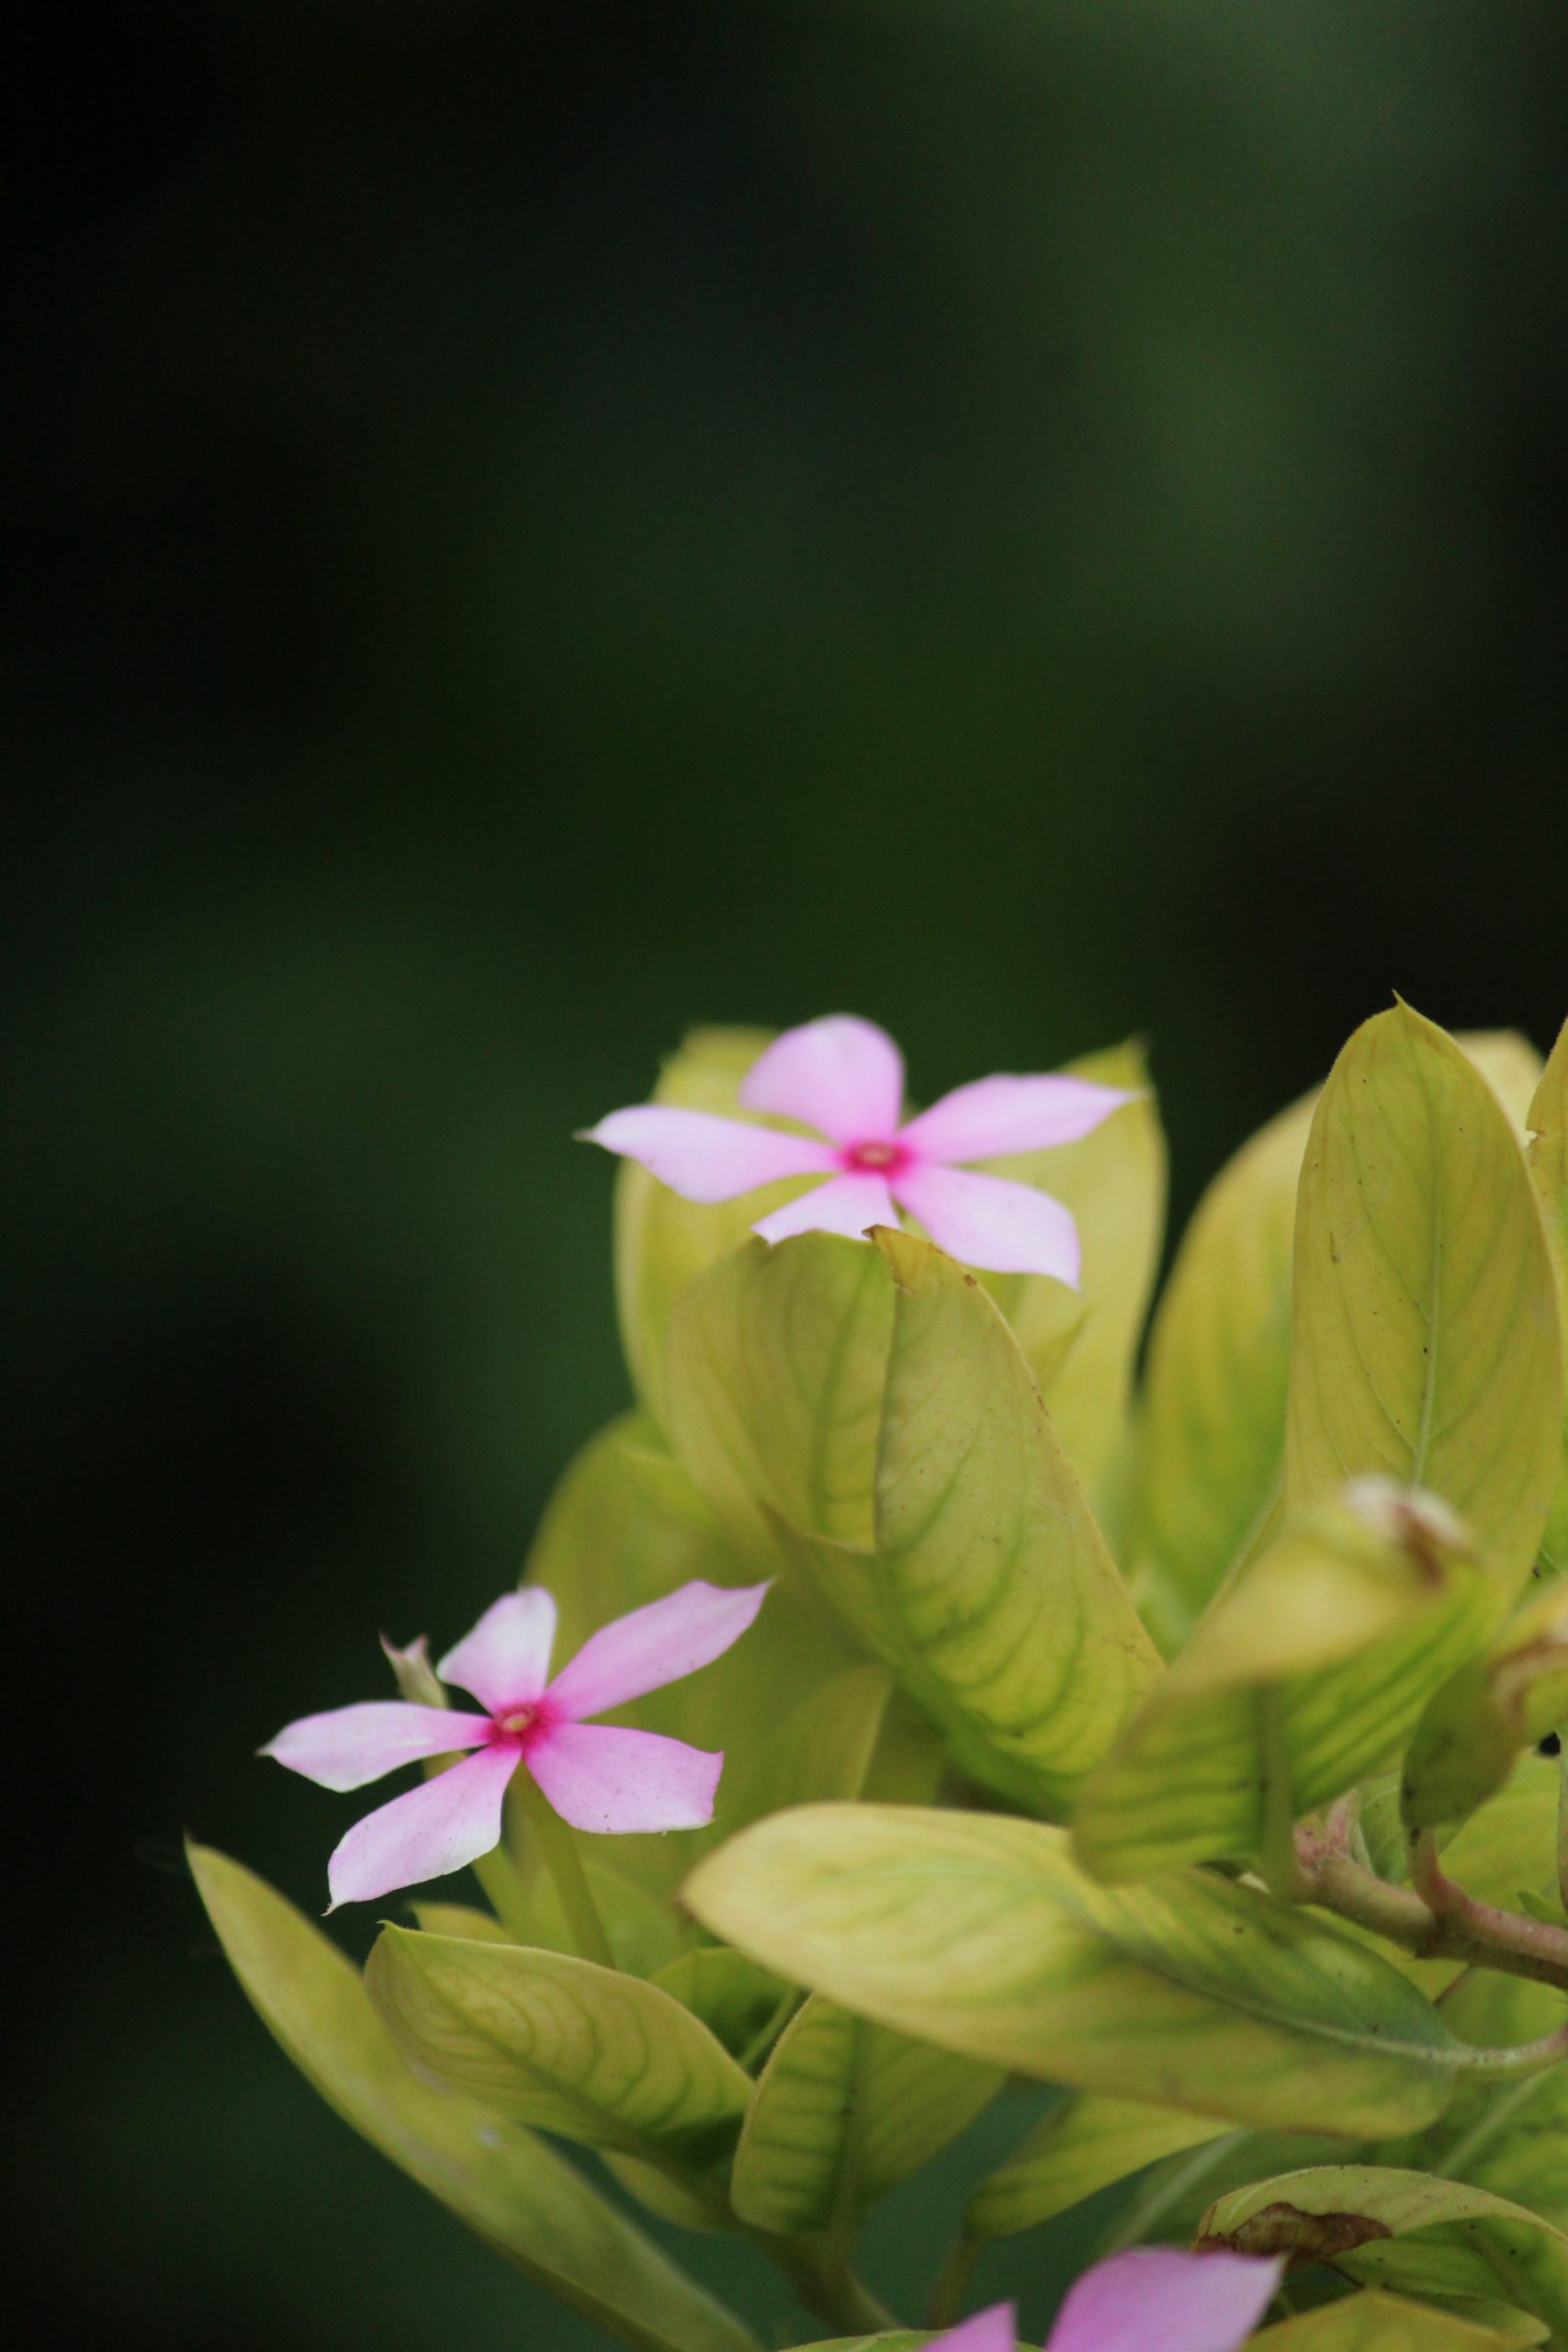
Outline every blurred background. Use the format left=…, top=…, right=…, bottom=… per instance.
left=14, top=3, right=1568, bottom=2345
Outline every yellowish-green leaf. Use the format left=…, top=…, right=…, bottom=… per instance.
left=670, top=1230, right=1159, bottom=1813
left=188, top=1846, right=759, bottom=2352
left=683, top=1805, right=1461, bottom=2137
left=962, top=2091, right=1230, bottom=2242
left=1131, top=1031, right=1542, bottom=1652
left=1404, top=1583, right=1568, bottom=1834
left=981, top=1040, right=1166, bottom=1522
left=1199, top=2165, right=1568, bottom=2340
left=522, top=1411, right=852, bottom=1897
left=1073, top=1483, right=1493, bottom=1883
left=1253, top=2290, right=1540, bottom=2350
left=1529, top=1020, right=1568, bottom=1573
left=366, top=1927, right=750, bottom=2168
left=728, top=1992, right=1001, bottom=2235
left=1286, top=1006, right=1562, bottom=1604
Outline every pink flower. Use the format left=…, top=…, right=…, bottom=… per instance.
left=264, top=1579, right=769, bottom=1907
left=938, top=2248, right=1282, bottom=2352
left=583, top=1014, right=1134, bottom=1284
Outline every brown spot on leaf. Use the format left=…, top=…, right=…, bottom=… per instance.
left=1197, top=2202, right=1393, bottom=2268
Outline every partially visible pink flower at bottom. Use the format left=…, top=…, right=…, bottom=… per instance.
left=264, top=1579, right=769, bottom=1908
left=939, top=2246, right=1283, bottom=2352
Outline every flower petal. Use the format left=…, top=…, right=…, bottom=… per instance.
left=901, top=1072, right=1135, bottom=1163
left=437, top=1589, right=558, bottom=1714
left=546, top=1578, right=771, bottom=1721
left=751, top=1170, right=897, bottom=1245
left=739, top=1014, right=905, bottom=1144
left=581, top=1106, right=834, bottom=1202
left=525, top=1723, right=723, bottom=1834
left=1046, top=2247, right=1282, bottom=2352
left=895, top=1163, right=1080, bottom=1283
left=262, top=1700, right=491, bottom=1792
left=326, top=1742, right=520, bottom=1905
left=932, top=2306, right=1018, bottom=2352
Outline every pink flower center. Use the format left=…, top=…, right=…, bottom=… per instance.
left=491, top=1700, right=549, bottom=1748
left=840, top=1137, right=909, bottom=1178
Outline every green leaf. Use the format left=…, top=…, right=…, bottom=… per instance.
left=961, top=2091, right=1231, bottom=2242
left=366, top=1926, right=750, bottom=2168
left=728, top=1992, right=1001, bottom=2234
left=668, top=1230, right=1159, bottom=1814
left=1253, top=2290, right=1540, bottom=2349
left=1198, top=2165, right=1568, bottom=2341
left=1285, top=1005, right=1562, bottom=1605
left=650, top=1948, right=791, bottom=2065
left=1404, top=1583, right=1568, bottom=1834
left=1529, top=1021, right=1568, bottom=1574
left=683, top=1804, right=1461, bottom=2137
left=980, top=1040, right=1166, bottom=1522
left=1073, top=1483, right=1493, bottom=1883
left=1130, top=1031, right=1544, bottom=1652
left=522, top=1411, right=853, bottom=1898
left=188, top=1845, right=759, bottom=2352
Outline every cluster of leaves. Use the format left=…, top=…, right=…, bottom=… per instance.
left=197, top=1004, right=1568, bottom=2350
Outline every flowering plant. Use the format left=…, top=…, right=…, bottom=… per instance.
left=196, top=1007, right=1568, bottom=2351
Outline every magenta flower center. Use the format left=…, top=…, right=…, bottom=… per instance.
left=840, top=1136, right=908, bottom=1177
left=493, top=1701, right=547, bottom=1746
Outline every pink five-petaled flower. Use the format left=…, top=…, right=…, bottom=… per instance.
left=263, top=1579, right=770, bottom=1908
left=936, top=2247, right=1283, bottom=2352
left=582, top=1013, right=1134, bottom=1285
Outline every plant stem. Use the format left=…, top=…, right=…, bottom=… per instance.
left=1302, top=1839, right=1568, bottom=1993
left=1089, top=2132, right=1247, bottom=2260
left=509, top=1772, right=615, bottom=1969
left=737, top=1984, right=801, bottom=2074
left=927, top=2233, right=982, bottom=2330
left=1435, top=2071, right=1554, bottom=2179
left=470, top=1847, right=536, bottom=1942
left=1256, top=1690, right=1309, bottom=1902
left=762, top=2237, right=899, bottom=2335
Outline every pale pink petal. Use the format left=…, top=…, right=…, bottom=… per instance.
left=933, top=2306, right=1018, bottom=2352
left=739, top=1014, right=905, bottom=1144
left=901, top=1073, right=1135, bottom=1163
left=437, top=1589, right=558, bottom=1714
left=751, top=1170, right=897, bottom=1245
left=547, top=1579, right=771, bottom=1722
left=581, top=1106, right=833, bottom=1202
left=263, top=1700, right=491, bottom=1792
left=895, top=1163, right=1080, bottom=1284
left=525, top=1722, right=723, bottom=1834
left=326, top=1741, right=521, bottom=1905
left=1046, top=2247, right=1282, bottom=2352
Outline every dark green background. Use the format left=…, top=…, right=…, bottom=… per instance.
left=15, top=4, right=1568, bottom=2345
